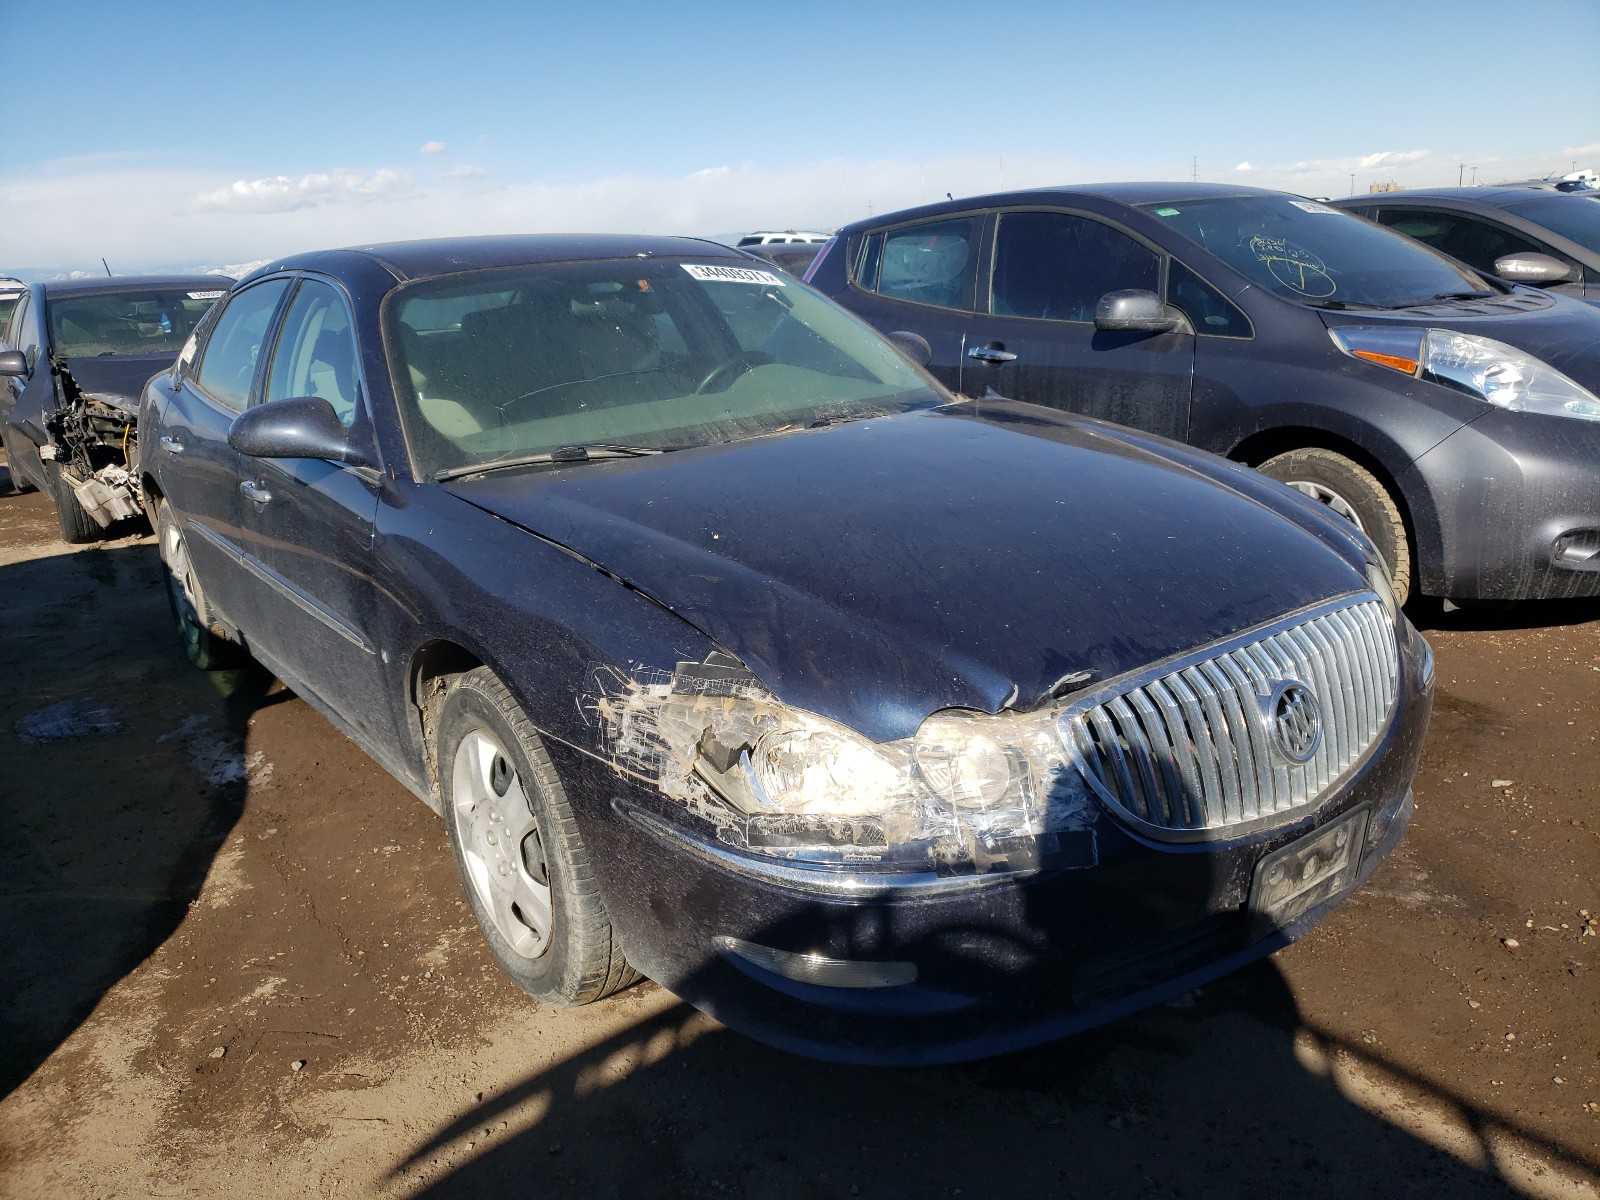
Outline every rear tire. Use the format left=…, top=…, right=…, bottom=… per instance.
left=1258, top=448, right=1412, bottom=605
left=437, top=667, right=639, bottom=1006
left=45, top=461, right=100, bottom=544
left=155, top=498, right=244, bottom=670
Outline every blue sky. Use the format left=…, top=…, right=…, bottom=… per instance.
left=4, top=0, right=1598, bottom=274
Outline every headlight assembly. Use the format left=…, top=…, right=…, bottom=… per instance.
left=1330, top=326, right=1600, bottom=422
left=593, top=665, right=1094, bottom=876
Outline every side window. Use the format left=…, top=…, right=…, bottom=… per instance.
left=265, top=279, right=361, bottom=427
left=871, top=218, right=978, bottom=310
left=853, top=232, right=883, bottom=291
left=991, top=211, right=1161, bottom=322
left=5, top=294, right=31, bottom=356
left=1374, top=209, right=1542, bottom=274
left=193, top=279, right=291, bottom=412
left=1167, top=260, right=1252, bottom=338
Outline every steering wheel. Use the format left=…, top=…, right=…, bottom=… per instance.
left=695, top=350, right=773, bottom=394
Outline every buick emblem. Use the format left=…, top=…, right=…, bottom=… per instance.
left=1266, top=680, right=1322, bottom=764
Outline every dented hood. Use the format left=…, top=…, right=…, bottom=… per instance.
left=445, top=404, right=1367, bottom=741
left=59, top=353, right=174, bottom=414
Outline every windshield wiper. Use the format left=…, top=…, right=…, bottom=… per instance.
left=435, top=444, right=663, bottom=482
left=1302, top=299, right=1382, bottom=311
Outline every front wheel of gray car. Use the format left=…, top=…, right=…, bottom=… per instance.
left=437, top=668, right=639, bottom=1007
left=1259, top=448, right=1412, bottom=606
left=155, top=498, right=245, bottom=670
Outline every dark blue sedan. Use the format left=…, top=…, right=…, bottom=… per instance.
left=137, top=235, right=1432, bottom=1063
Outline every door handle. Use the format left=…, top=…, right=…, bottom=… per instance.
left=966, top=345, right=1018, bottom=364
left=159, top=435, right=185, bottom=454
left=239, top=479, right=272, bottom=505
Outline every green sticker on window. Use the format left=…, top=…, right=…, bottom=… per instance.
left=1155, top=207, right=1181, bottom=217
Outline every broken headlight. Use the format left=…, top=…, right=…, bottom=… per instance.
left=597, top=665, right=1093, bottom=875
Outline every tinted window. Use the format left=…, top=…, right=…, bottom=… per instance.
left=265, top=279, right=361, bottom=427
left=1167, top=260, right=1251, bottom=337
left=1144, top=195, right=1491, bottom=309
left=1375, top=209, right=1543, bottom=274
left=1501, top=195, right=1600, bottom=254
left=48, top=288, right=226, bottom=358
left=0, top=296, right=17, bottom=333
left=4, top=294, right=30, bottom=352
left=872, top=218, right=977, bottom=310
left=194, top=279, right=291, bottom=412
left=991, top=211, right=1160, bottom=322
left=854, top=233, right=883, bottom=291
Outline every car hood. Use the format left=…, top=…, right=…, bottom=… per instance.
left=1316, top=289, right=1600, bottom=393
left=444, top=404, right=1368, bottom=741
left=60, top=353, right=173, bottom=414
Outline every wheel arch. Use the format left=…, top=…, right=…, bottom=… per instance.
left=1226, top=424, right=1446, bottom=596
left=408, top=638, right=486, bottom=812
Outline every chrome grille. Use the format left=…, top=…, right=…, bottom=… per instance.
left=1058, top=597, right=1399, bottom=839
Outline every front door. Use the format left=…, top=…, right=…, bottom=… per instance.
left=962, top=210, right=1196, bottom=441
left=233, top=276, right=390, bottom=744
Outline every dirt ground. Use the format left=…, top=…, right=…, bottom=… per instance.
left=0, top=460, right=1596, bottom=1200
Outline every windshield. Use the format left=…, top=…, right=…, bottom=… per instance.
left=1502, top=195, right=1600, bottom=255
left=1141, top=195, right=1492, bottom=309
left=48, top=287, right=227, bottom=358
left=387, top=258, right=945, bottom=479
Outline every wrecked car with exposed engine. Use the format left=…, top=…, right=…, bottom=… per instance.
left=0, top=275, right=231, bottom=540
left=138, top=235, right=1434, bottom=1063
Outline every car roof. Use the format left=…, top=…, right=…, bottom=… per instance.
left=37, top=274, right=234, bottom=297
left=260, top=234, right=749, bottom=284
left=842, top=182, right=1303, bottom=230
left=1331, top=187, right=1579, bottom=208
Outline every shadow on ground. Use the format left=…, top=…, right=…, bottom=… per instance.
left=384, top=954, right=1593, bottom=1199
left=0, top=540, right=284, bottom=1097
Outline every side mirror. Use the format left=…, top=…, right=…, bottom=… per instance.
left=0, top=350, right=27, bottom=377
left=1492, top=252, right=1577, bottom=284
left=228, top=395, right=375, bottom=467
left=1095, top=289, right=1180, bottom=333
left=885, top=330, right=933, bottom=367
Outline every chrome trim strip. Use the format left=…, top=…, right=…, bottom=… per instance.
left=187, top=520, right=375, bottom=657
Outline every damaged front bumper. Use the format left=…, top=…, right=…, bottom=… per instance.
left=561, top=608, right=1434, bottom=1064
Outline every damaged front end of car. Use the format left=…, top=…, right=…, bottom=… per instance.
left=38, top=356, right=144, bottom=528
left=587, top=651, right=1104, bottom=883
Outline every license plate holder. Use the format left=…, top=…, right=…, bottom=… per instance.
left=1249, top=806, right=1369, bottom=932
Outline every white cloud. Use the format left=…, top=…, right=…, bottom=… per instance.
left=195, top=169, right=414, bottom=214
left=420, top=140, right=447, bottom=155
left=4, top=141, right=1592, bottom=274
left=443, top=163, right=487, bottom=179
left=1561, top=141, right=1600, bottom=159
left=1234, top=161, right=1253, bottom=172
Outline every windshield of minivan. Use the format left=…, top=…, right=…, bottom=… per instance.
left=1503, top=194, right=1600, bottom=254
left=1142, top=195, right=1493, bottom=309
left=387, top=258, right=945, bottom=479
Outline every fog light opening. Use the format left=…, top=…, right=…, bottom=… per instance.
left=1553, top=530, right=1600, bottom=565
left=716, top=936, right=918, bottom=988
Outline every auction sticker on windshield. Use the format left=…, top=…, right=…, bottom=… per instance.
left=681, top=264, right=786, bottom=286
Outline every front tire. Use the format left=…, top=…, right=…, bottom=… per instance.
left=1258, top=448, right=1412, bottom=605
left=155, top=498, right=244, bottom=670
left=437, top=668, right=638, bottom=1006
left=45, top=462, right=100, bottom=544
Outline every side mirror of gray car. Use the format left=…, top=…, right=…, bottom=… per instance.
left=0, top=350, right=28, bottom=376
left=886, top=330, right=933, bottom=367
left=1095, top=289, right=1180, bottom=333
left=1493, top=252, right=1577, bottom=284
left=228, top=395, right=376, bottom=468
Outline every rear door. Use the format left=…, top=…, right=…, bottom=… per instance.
left=834, top=214, right=985, bottom=394
left=961, top=210, right=1195, bottom=440
left=152, top=276, right=293, bottom=632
